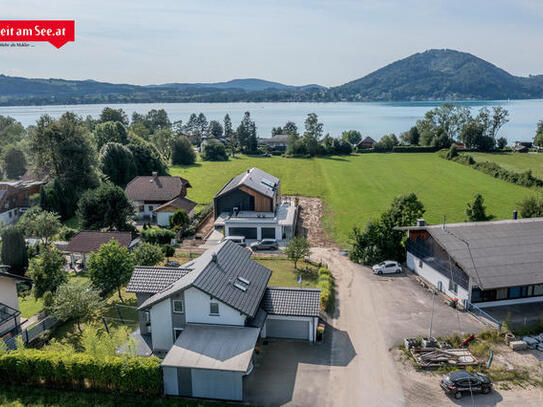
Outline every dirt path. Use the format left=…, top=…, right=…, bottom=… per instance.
left=311, top=247, right=405, bottom=406
left=290, top=196, right=335, bottom=248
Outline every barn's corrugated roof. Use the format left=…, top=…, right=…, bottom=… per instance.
left=414, top=218, right=543, bottom=290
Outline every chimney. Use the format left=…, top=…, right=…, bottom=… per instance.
left=416, top=218, right=425, bottom=227
left=246, top=168, right=250, bottom=174
left=211, top=253, right=218, bottom=263
left=513, top=210, right=518, bottom=220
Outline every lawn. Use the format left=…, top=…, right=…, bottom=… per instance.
left=468, top=152, right=543, bottom=179
left=18, top=295, right=43, bottom=319
left=170, top=153, right=536, bottom=244
left=0, top=384, right=244, bottom=407
left=254, top=257, right=318, bottom=288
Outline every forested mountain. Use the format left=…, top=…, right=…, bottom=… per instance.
left=328, top=49, right=543, bottom=101
left=1, top=49, right=543, bottom=106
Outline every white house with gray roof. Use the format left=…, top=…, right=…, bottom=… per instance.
left=213, top=167, right=297, bottom=242
left=127, top=240, right=320, bottom=401
left=401, top=217, right=543, bottom=309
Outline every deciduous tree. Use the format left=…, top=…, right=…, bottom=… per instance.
left=28, top=245, right=67, bottom=299
left=51, top=281, right=103, bottom=333
left=133, top=242, right=164, bottom=266
left=78, top=183, right=134, bottom=231
left=285, top=237, right=310, bottom=269
left=88, top=239, right=134, bottom=301
left=99, top=143, right=137, bottom=188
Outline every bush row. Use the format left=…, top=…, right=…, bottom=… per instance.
left=357, top=146, right=441, bottom=153
left=318, top=267, right=335, bottom=313
left=448, top=154, right=543, bottom=188
left=0, top=350, right=162, bottom=395
left=140, top=227, right=176, bottom=244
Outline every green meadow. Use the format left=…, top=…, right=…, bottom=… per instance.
left=170, top=153, right=536, bottom=245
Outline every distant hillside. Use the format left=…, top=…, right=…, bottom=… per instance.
left=1, top=49, right=543, bottom=105
left=328, top=49, right=543, bottom=101
left=150, top=78, right=325, bottom=92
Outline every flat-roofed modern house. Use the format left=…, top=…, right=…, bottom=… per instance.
left=213, top=168, right=297, bottom=242
left=127, top=240, right=320, bottom=401
left=402, top=218, right=543, bottom=309
left=125, top=173, right=193, bottom=223
left=0, top=179, right=44, bottom=225
left=65, top=231, right=137, bottom=268
left=0, top=266, right=31, bottom=337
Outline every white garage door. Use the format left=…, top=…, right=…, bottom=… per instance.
left=266, top=318, right=309, bottom=340
left=191, top=369, right=243, bottom=401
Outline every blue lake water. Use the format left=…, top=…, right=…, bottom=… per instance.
left=1, top=99, right=541, bottom=143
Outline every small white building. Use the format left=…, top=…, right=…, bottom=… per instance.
left=152, top=197, right=197, bottom=227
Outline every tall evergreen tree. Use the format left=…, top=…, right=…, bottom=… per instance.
left=1, top=227, right=28, bottom=275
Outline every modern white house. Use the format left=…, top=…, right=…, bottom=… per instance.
left=125, top=173, right=193, bottom=223
left=213, top=168, right=297, bottom=242
left=401, top=218, right=543, bottom=309
left=127, top=240, right=320, bottom=401
left=0, top=266, right=31, bottom=337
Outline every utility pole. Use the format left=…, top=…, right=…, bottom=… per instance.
left=429, top=289, right=436, bottom=339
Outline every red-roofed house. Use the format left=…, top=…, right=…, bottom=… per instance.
left=65, top=231, right=137, bottom=269
left=125, top=172, right=192, bottom=223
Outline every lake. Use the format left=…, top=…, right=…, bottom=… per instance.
left=1, top=99, right=541, bottom=143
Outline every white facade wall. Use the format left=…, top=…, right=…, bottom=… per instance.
left=0, top=277, right=21, bottom=335
left=150, top=299, right=174, bottom=351
left=156, top=212, right=171, bottom=227
left=407, top=251, right=470, bottom=302
left=184, top=287, right=246, bottom=326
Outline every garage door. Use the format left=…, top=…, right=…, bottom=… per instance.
left=229, top=227, right=257, bottom=239
left=191, top=369, right=243, bottom=401
left=266, top=318, right=309, bottom=340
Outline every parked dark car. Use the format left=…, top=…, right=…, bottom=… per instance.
left=440, top=370, right=492, bottom=399
left=250, top=239, right=279, bottom=251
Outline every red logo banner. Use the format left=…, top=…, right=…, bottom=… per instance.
left=0, top=20, right=75, bottom=48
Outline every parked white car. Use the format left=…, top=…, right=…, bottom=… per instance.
left=372, top=260, right=402, bottom=275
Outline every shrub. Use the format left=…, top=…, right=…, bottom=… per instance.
left=392, top=145, right=440, bottom=153
left=201, top=140, right=228, bottom=161
left=141, top=227, right=175, bottom=245
left=171, top=136, right=196, bottom=165
left=0, top=349, right=162, bottom=395
left=133, top=242, right=164, bottom=266
left=318, top=267, right=335, bottom=313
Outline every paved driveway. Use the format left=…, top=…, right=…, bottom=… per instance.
left=245, top=248, right=485, bottom=406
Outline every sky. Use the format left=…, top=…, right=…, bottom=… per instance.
left=1, top=0, right=542, bottom=87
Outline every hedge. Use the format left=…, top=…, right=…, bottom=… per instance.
left=318, top=267, right=335, bottom=313
left=447, top=154, right=543, bottom=188
left=0, top=350, right=162, bottom=395
left=140, top=227, right=175, bottom=245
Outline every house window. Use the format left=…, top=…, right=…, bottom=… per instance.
left=209, top=302, right=219, bottom=315
left=174, top=328, right=183, bottom=340
left=448, top=280, right=458, bottom=294
left=534, top=284, right=543, bottom=296
left=173, top=300, right=184, bottom=314
left=509, top=287, right=521, bottom=299
left=144, top=311, right=151, bottom=324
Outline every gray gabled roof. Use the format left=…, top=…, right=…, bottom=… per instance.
left=214, top=167, right=279, bottom=200
left=161, top=325, right=259, bottom=372
left=127, top=266, right=192, bottom=294
left=262, top=287, right=321, bottom=317
left=415, top=218, right=543, bottom=290
left=139, top=241, right=272, bottom=318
